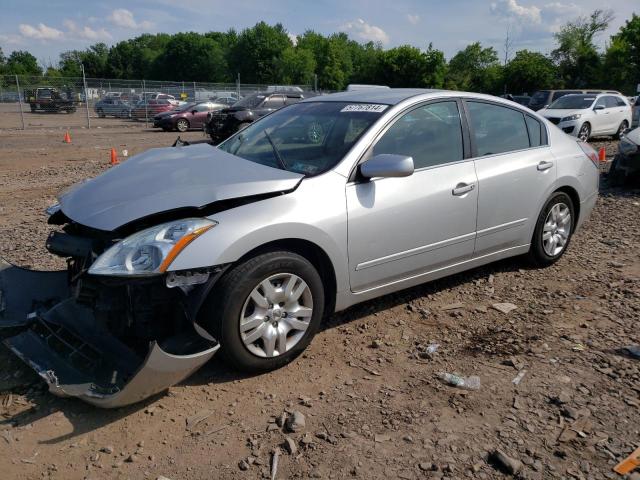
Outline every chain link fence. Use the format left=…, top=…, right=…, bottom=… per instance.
left=0, top=74, right=312, bottom=130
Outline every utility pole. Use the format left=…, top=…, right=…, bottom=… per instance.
left=503, top=25, right=513, bottom=94
left=236, top=72, right=241, bottom=100
left=15, top=75, right=25, bottom=130
left=81, top=63, right=90, bottom=128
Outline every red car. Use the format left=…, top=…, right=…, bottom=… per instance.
left=152, top=101, right=227, bottom=132
left=131, top=99, right=175, bottom=120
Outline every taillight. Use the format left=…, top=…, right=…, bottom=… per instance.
left=577, top=141, right=599, bottom=168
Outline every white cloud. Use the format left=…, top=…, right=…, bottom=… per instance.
left=19, top=23, right=64, bottom=40
left=407, top=14, right=420, bottom=25
left=108, top=8, right=152, bottom=30
left=0, top=33, right=23, bottom=45
left=490, top=0, right=542, bottom=24
left=543, top=2, right=581, bottom=15
left=288, top=33, right=298, bottom=46
left=341, top=18, right=389, bottom=44
left=63, top=19, right=111, bottom=40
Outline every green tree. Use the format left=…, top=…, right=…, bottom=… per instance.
left=106, top=34, right=171, bottom=79
left=605, top=14, right=640, bottom=93
left=376, top=45, right=429, bottom=87
left=229, top=22, right=292, bottom=83
left=447, top=42, right=502, bottom=93
left=552, top=9, right=613, bottom=87
left=348, top=41, right=383, bottom=85
left=6, top=50, right=42, bottom=76
left=275, top=47, right=316, bottom=85
left=423, top=44, right=447, bottom=88
left=504, top=50, right=557, bottom=94
left=152, top=32, right=229, bottom=81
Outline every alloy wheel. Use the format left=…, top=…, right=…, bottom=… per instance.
left=542, top=202, right=571, bottom=256
left=239, top=273, right=313, bottom=358
left=578, top=124, right=590, bottom=142
left=177, top=119, right=189, bottom=132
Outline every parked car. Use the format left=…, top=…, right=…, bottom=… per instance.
left=26, top=87, right=77, bottom=113
left=211, top=94, right=239, bottom=106
left=0, top=89, right=599, bottom=407
left=153, top=101, right=227, bottom=132
left=94, top=98, right=133, bottom=118
left=538, top=93, right=632, bottom=141
left=501, top=94, right=531, bottom=106
left=632, top=96, right=640, bottom=128
left=204, top=91, right=311, bottom=143
left=608, top=126, right=640, bottom=186
left=131, top=99, right=176, bottom=120
left=528, top=89, right=622, bottom=111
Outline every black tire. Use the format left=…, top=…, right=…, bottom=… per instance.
left=200, top=251, right=325, bottom=372
left=176, top=118, right=189, bottom=132
left=578, top=122, right=591, bottom=142
left=97, top=109, right=105, bottom=118
left=528, top=192, right=575, bottom=267
left=614, top=120, right=628, bottom=140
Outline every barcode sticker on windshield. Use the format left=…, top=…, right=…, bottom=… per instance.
left=341, top=104, right=389, bottom=113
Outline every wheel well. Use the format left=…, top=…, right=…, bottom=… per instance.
left=555, top=186, right=580, bottom=226
left=235, top=239, right=337, bottom=315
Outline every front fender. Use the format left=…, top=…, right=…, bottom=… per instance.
left=167, top=173, right=350, bottom=294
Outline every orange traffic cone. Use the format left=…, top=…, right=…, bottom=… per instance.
left=110, top=148, right=119, bottom=166
left=63, top=131, right=71, bottom=144
left=598, top=147, right=606, bottom=162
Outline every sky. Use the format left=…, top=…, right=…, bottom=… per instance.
left=0, top=0, right=637, bottom=67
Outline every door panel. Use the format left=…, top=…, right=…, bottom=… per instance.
left=347, top=162, right=477, bottom=292
left=473, top=148, right=556, bottom=256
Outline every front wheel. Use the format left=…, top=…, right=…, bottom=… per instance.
left=528, top=192, right=574, bottom=267
left=578, top=123, right=591, bottom=142
left=176, top=118, right=189, bottom=132
left=200, top=251, right=325, bottom=372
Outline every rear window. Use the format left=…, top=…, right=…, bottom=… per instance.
left=467, top=101, right=530, bottom=156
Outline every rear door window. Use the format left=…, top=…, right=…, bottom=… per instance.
left=525, top=116, right=544, bottom=147
left=467, top=102, right=530, bottom=156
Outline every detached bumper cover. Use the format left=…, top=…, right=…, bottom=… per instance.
left=0, top=258, right=219, bottom=408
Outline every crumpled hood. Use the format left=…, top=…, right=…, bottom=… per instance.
left=59, top=143, right=303, bottom=231
left=625, top=126, right=640, bottom=145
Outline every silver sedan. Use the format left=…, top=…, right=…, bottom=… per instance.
left=1, top=89, right=599, bottom=406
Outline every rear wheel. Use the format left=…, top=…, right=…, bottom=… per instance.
left=200, top=251, right=325, bottom=372
left=176, top=118, right=189, bottom=132
left=614, top=120, right=628, bottom=140
left=528, top=192, right=574, bottom=267
left=578, top=123, right=591, bottom=142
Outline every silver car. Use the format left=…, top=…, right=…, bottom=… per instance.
left=0, top=89, right=599, bottom=407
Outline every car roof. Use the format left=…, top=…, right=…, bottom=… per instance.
left=303, top=88, right=442, bottom=105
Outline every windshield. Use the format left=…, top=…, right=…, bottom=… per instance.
left=219, top=101, right=386, bottom=176
left=549, top=95, right=596, bottom=110
left=232, top=94, right=266, bottom=109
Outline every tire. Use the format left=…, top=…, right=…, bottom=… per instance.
left=200, top=250, right=325, bottom=372
left=528, top=192, right=575, bottom=267
left=176, top=118, right=189, bottom=132
left=577, top=122, right=591, bottom=142
left=97, top=109, right=105, bottom=118
left=614, top=120, right=628, bottom=140
left=120, top=110, right=130, bottom=119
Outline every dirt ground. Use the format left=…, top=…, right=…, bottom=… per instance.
left=0, top=121, right=638, bottom=480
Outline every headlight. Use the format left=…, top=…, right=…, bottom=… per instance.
left=561, top=113, right=581, bottom=122
left=45, top=203, right=61, bottom=216
left=88, top=218, right=216, bottom=277
left=619, top=137, right=639, bottom=156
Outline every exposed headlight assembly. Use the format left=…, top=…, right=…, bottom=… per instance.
left=89, top=218, right=217, bottom=276
left=561, top=113, right=582, bottom=122
left=619, top=137, right=639, bottom=156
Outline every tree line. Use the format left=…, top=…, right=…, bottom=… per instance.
left=0, top=9, right=638, bottom=95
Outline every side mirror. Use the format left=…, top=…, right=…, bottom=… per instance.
left=594, top=105, right=605, bottom=111
left=360, top=154, right=414, bottom=179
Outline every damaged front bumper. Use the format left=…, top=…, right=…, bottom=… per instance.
left=0, top=258, right=219, bottom=408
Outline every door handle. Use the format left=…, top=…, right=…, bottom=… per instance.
left=452, top=183, right=475, bottom=196
left=537, top=160, right=554, bottom=171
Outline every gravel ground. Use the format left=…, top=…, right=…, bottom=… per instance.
left=0, top=127, right=638, bottom=480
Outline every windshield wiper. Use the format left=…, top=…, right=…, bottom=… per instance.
left=264, top=130, right=288, bottom=170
